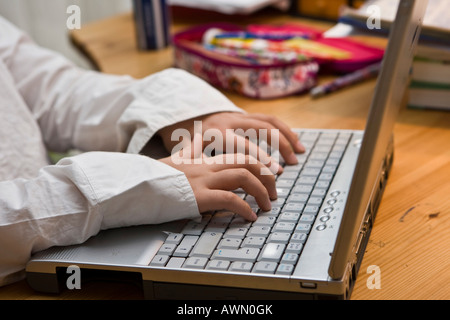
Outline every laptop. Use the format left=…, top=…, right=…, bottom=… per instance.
left=26, top=0, right=427, bottom=300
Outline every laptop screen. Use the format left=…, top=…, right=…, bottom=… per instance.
left=328, top=0, right=428, bottom=279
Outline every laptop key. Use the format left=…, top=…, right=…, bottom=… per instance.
left=252, top=216, right=276, bottom=227
left=270, top=198, right=286, bottom=207
left=229, top=261, right=253, bottom=273
left=212, top=248, right=260, bottom=262
left=292, top=185, right=313, bottom=194
left=276, top=263, right=294, bottom=275
left=277, top=171, right=298, bottom=180
left=281, top=253, right=299, bottom=264
left=286, top=243, right=303, bottom=254
left=315, top=181, right=330, bottom=189
left=259, top=207, right=281, bottom=217
left=241, top=236, right=266, bottom=248
left=311, top=188, right=327, bottom=197
left=173, top=235, right=199, bottom=257
left=248, top=226, right=271, bottom=237
left=223, top=227, right=248, bottom=239
left=299, top=213, right=316, bottom=223
left=295, top=176, right=317, bottom=185
left=205, top=221, right=229, bottom=233
left=166, top=257, right=185, bottom=268
left=230, top=216, right=252, bottom=228
left=253, top=261, right=278, bottom=274
left=319, top=173, right=334, bottom=181
left=273, top=222, right=296, bottom=232
left=181, top=220, right=205, bottom=236
left=301, top=168, right=321, bottom=177
left=206, top=260, right=230, bottom=271
left=295, top=223, right=312, bottom=234
left=211, top=211, right=235, bottom=223
left=267, top=232, right=291, bottom=244
left=276, top=178, right=296, bottom=188
left=304, top=159, right=325, bottom=168
left=290, top=232, right=307, bottom=243
left=150, top=254, right=169, bottom=267
left=287, top=193, right=309, bottom=203
left=258, top=243, right=285, bottom=262
left=307, top=196, right=323, bottom=206
left=182, top=257, right=208, bottom=269
left=157, top=243, right=176, bottom=255
left=190, top=232, right=222, bottom=257
left=218, top=238, right=241, bottom=249
left=283, top=163, right=303, bottom=172
left=303, top=205, right=320, bottom=215
left=322, top=165, right=337, bottom=174
left=277, top=212, right=300, bottom=223
left=282, top=202, right=305, bottom=213
left=276, top=188, right=290, bottom=198
left=165, top=233, right=183, bottom=245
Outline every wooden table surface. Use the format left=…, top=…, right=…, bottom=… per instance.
left=1, top=8, right=449, bottom=300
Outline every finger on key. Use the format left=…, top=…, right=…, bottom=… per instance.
left=209, top=155, right=277, bottom=200
left=199, top=189, right=257, bottom=222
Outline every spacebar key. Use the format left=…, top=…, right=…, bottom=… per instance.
left=212, top=248, right=259, bottom=262
left=190, top=232, right=223, bottom=257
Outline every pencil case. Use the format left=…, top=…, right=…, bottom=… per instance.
left=172, top=23, right=384, bottom=99
left=173, top=23, right=319, bottom=99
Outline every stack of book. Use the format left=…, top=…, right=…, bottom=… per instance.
left=336, top=0, right=450, bottom=111
left=409, top=45, right=450, bottom=111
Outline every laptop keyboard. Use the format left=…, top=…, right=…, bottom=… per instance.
left=150, top=131, right=352, bottom=275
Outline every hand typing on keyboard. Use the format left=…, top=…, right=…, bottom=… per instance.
left=160, top=153, right=277, bottom=221
left=153, top=130, right=351, bottom=274
left=158, top=112, right=306, bottom=221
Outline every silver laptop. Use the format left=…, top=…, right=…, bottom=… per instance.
left=26, top=0, right=427, bottom=300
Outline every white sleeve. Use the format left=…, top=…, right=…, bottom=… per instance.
left=0, top=16, right=243, bottom=286
left=0, top=15, right=243, bottom=154
left=0, top=151, right=200, bottom=286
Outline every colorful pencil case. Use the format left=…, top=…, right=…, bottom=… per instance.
left=173, top=23, right=384, bottom=99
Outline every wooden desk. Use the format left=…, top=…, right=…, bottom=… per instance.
left=1, top=10, right=449, bottom=300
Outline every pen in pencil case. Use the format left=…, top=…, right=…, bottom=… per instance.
left=213, top=31, right=306, bottom=41
left=211, top=37, right=352, bottom=60
left=310, top=62, right=382, bottom=98
left=204, top=44, right=310, bottom=64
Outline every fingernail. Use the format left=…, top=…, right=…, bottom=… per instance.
left=265, top=198, right=272, bottom=211
left=296, top=141, right=306, bottom=153
left=288, top=153, right=298, bottom=164
left=270, top=190, right=278, bottom=200
left=268, top=162, right=282, bottom=175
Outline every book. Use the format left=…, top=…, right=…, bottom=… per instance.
left=411, top=58, right=450, bottom=85
left=408, top=51, right=450, bottom=111
left=333, top=0, right=450, bottom=111
left=338, top=0, right=450, bottom=43
left=408, top=81, right=450, bottom=111
left=416, top=41, right=450, bottom=62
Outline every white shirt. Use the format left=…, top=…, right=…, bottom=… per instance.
left=0, top=16, right=242, bottom=286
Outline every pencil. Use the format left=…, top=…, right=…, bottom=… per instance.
left=310, top=62, right=382, bottom=98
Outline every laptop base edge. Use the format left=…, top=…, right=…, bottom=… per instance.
left=26, top=269, right=347, bottom=300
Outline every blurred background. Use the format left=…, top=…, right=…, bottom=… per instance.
left=0, top=0, right=132, bottom=68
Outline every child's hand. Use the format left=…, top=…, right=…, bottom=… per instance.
left=159, top=152, right=276, bottom=222
left=157, top=112, right=305, bottom=171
